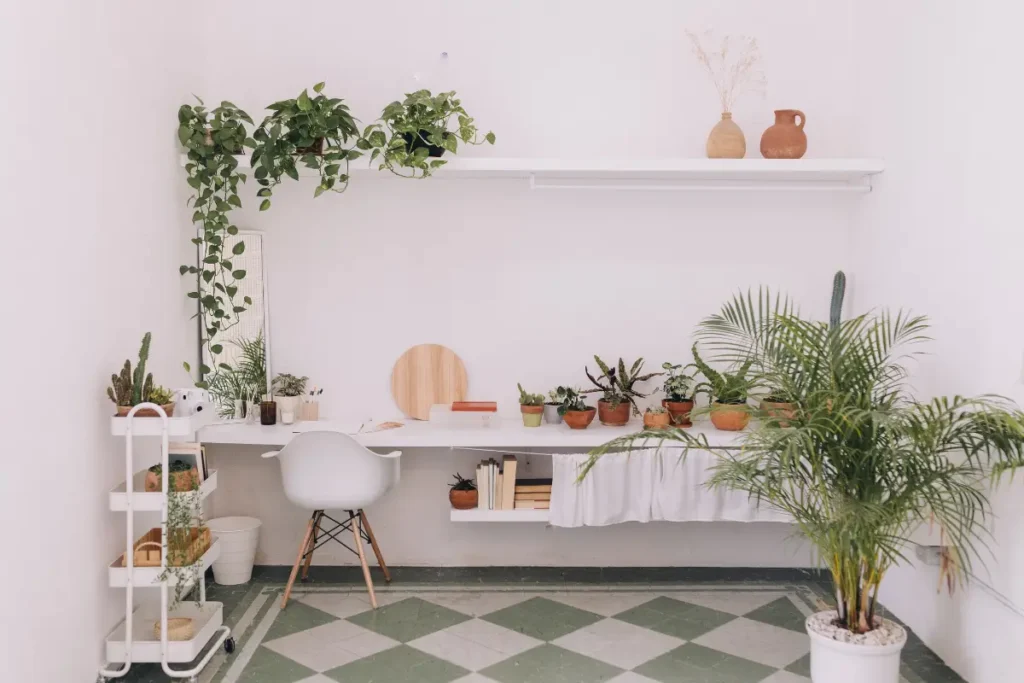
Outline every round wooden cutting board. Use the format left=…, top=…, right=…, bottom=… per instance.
left=390, top=344, right=468, bottom=420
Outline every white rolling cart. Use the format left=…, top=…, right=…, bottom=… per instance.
left=98, top=404, right=234, bottom=683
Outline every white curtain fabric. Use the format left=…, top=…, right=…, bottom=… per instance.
left=549, top=448, right=791, bottom=528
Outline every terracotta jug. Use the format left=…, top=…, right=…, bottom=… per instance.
left=760, top=109, right=807, bottom=159
left=706, top=112, right=746, bottom=159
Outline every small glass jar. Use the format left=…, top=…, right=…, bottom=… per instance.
left=260, top=400, right=278, bottom=425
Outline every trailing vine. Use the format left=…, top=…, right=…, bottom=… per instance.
left=177, top=98, right=256, bottom=387
left=157, top=477, right=205, bottom=608
left=251, top=82, right=361, bottom=210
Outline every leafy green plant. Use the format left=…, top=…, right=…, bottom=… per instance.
left=157, top=473, right=205, bottom=608
left=645, top=405, right=668, bottom=415
left=272, top=373, right=309, bottom=397
left=448, top=473, right=477, bottom=491
left=178, top=98, right=256, bottom=390
left=107, top=333, right=163, bottom=406
left=206, top=334, right=267, bottom=415
left=691, top=344, right=752, bottom=405
left=148, top=386, right=174, bottom=405
left=359, top=89, right=495, bottom=178
left=517, top=383, right=545, bottom=406
left=547, top=386, right=571, bottom=406
left=585, top=276, right=1024, bottom=636
left=556, top=387, right=590, bottom=415
left=585, top=356, right=661, bottom=416
left=251, top=82, right=361, bottom=209
left=661, top=361, right=698, bottom=402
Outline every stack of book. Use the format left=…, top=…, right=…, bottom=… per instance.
left=513, top=478, right=551, bottom=510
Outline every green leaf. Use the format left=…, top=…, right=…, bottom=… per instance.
left=313, top=185, right=325, bottom=198
left=284, top=165, right=299, bottom=181
left=232, top=242, right=246, bottom=255
left=313, top=81, right=325, bottom=94
left=244, top=296, right=253, bottom=305
left=210, top=344, right=223, bottom=354
left=183, top=361, right=191, bottom=372
left=187, top=291, right=200, bottom=299
left=232, top=269, right=247, bottom=279
left=227, top=225, right=238, bottom=235
left=179, top=265, right=189, bottom=275
left=200, top=364, right=212, bottom=375
left=259, top=199, right=271, bottom=211
left=297, top=89, right=312, bottom=111
left=227, top=194, right=242, bottom=208
left=256, top=188, right=271, bottom=197
left=485, top=131, right=496, bottom=144
left=219, top=363, right=232, bottom=371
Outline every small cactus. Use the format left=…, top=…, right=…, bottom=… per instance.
left=830, top=271, right=846, bottom=330
left=107, top=332, right=156, bottom=406
left=131, top=332, right=152, bottom=405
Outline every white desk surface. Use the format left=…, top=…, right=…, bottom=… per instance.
left=198, top=418, right=745, bottom=450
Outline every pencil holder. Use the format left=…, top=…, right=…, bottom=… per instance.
left=301, top=401, right=320, bottom=421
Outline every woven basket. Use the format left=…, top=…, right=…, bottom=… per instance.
left=120, top=527, right=211, bottom=567
left=153, top=617, right=194, bottom=641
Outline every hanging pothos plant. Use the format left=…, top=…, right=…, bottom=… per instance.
left=178, top=98, right=257, bottom=388
left=359, top=89, right=495, bottom=178
left=250, top=82, right=362, bottom=210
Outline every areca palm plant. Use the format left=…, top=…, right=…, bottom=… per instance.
left=585, top=274, right=1024, bottom=634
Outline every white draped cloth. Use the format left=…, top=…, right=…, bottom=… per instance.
left=549, top=448, right=791, bottom=528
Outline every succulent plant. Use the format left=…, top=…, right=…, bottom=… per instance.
left=448, top=473, right=477, bottom=491
left=517, top=383, right=545, bottom=406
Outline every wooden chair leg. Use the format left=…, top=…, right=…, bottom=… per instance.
left=351, top=512, right=377, bottom=608
left=282, top=515, right=316, bottom=609
left=359, top=510, right=391, bottom=583
left=302, top=511, right=323, bottom=581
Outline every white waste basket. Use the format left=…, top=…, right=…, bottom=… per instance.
left=207, top=517, right=262, bottom=585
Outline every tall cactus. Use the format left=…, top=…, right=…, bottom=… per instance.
left=830, top=271, right=846, bottom=330
left=131, top=332, right=152, bottom=405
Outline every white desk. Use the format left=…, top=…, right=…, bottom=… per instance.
left=197, top=418, right=745, bottom=450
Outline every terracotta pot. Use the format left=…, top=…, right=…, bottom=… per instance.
left=706, top=112, right=746, bottom=159
left=116, top=403, right=175, bottom=418
left=521, top=404, right=543, bottom=427
left=449, top=488, right=478, bottom=510
left=145, top=467, right=199, bottom=493
left=761, top=399, right=798, bottom=427
left=597, top=400, right=630, bottom=426
left=644, top=412, right=671, bottom=429
left=662, top=399, right=694, bottom=427
left=760, top=109, right=807, bottom=159
left=563, top=408, right=597, bottom=430
left=710, top=402, right=750, bottom=431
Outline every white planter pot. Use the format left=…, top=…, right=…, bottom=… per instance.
left=275, top=395, right=300, bottom=421
left=543, top=404, right=563, bottom=424
left=807, top=611, right=907, bottom=683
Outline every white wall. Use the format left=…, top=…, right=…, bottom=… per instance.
left=851, top=2, right=1024, bottom=683
left=0, top=3, right=204, bottom=680
left=197, top=0, right=862, bottom=568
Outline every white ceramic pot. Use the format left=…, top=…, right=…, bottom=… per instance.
left=543, top=404, right=563, bottom=424
left=275, top=395, right=300, bottom=421
left=807, top=612, right=907, bottom=683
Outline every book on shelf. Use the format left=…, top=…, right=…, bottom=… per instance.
left=501, top=455, right=517, bottom=510
left=514, top=492, right=550, bottom=501
left=514, top=478, right=552, bottom=493
left=514, top=499, right=550, bottom=510
left=452, top=401, right=498, bottom=412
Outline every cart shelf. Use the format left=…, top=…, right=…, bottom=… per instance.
left=109, top=470, right=218, bottom=512
left=105, top=601, right=225, bottom=664
left=108, top=539, right=221, bottom=588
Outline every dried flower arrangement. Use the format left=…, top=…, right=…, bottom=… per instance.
left=686, top=30, right=766, bottom=114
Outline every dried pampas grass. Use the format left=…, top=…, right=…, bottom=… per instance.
left=687, top=29, right=767, bottom=113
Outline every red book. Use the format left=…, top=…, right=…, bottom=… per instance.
left=451, top=401, right=498, bottom=412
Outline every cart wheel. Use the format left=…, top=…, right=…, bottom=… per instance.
left=224, top=637, right=236, bottom=654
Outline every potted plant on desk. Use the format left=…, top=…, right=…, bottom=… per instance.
left=660, top=361, right=698, bottom=427
left=692, top=343, right=753, bottom=431
left=585, top=356, right=661, bottom=426
left=544, top=386, right=569, bottom=424
left=517, top=383, right=545, bottom=427
left=558, top=387, right=596, bottom=430
left=107, top=332, right=176, bottom=417
left=272, top=373, right=308, bottom=422
left=448, top=473, right=478, bottom=510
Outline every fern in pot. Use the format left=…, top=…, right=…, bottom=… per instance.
left=585, top=274, right=1024, bottom=683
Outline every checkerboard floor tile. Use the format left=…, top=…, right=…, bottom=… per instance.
left=187, top=584, right=951, bottom=683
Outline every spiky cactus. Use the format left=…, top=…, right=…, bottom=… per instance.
left=830, top=271, right=846, bottom=330
left=106, top=332, right=155, bottom=406
left=107, top=360, right=134, bottom=406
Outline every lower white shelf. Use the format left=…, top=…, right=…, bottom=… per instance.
left=106, top=601, right=223, bottom=663
left=450, top=508, right=550, bottom=523
left=108, top=539, right=221, bottom=588
left=109, top=470, right=218, bottom=512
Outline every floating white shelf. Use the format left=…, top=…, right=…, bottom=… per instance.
left=108, top=539, right=221, bottom=588
left=180, top=156, right=884, bottom=191
left=450, top=508, right=550, bottom=523
left=109, top=470, right=218, bottom=512
left=105, top=602, right=225, bottom=664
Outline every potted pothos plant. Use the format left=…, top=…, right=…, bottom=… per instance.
left=545, top=386, right=570, bottom=424
left=359, top=89, right=495, bottom=178
left=251, top=82, right=361, bottom=209
left=448, top=473, right=478, bottom=510
left=557, top=387, right=595, bottom=430
left=108, top=333, right=176, bottom=417
left=517, top=383, right=545, bottom=427
left=660, top=361, right=698, bottom=427
left=585, top=272, right=1024, bottom=683
left=692, top=344, right=753, bottom=431
left=585, top=356, right=661, bottom=426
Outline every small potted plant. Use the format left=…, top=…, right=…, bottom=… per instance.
left=760, top=388, right=798, bottom=427
left=558, top=387, right=596, bottom=430
left=643, top=406, right=672, bottom=429
left=661, top=361, right=698, bottom=427
left=544, top=386, right=570, bottom=424
left=517, top=383, right=545, bottom=427
left=145, top=461, right=200, bottom=493
left=359, top=89, right=495, bottom=178
left=585, top=356, right=661, bottom=426
left=272, top=373, right=308, bottom=421
left=107, top=332, right=176, bottom=417
left=692, top=343, right=753, bottom=431
left=448, top=473, right=478, bottom=510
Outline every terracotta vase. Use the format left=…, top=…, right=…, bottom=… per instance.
left=710, top=402, right=751, bottom=431
left=662, top=399, right=694, bottom=427
left=520, top=404, right=543, bottom=427
left=761, top=399, right=798, bottom=427
left=760, top=109, right=807, bottom=159
left=597, top=400, right=630, bottom=426
left=644, top=412, right=671, bottom=430
left=706, top=112, right=746, bottom=159
left=563, top=408, right=597, bottom=430
left=449, top=488, right=478, bottom=510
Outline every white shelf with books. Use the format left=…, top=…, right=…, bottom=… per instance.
left=458, top=455, right=553, bottom=522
